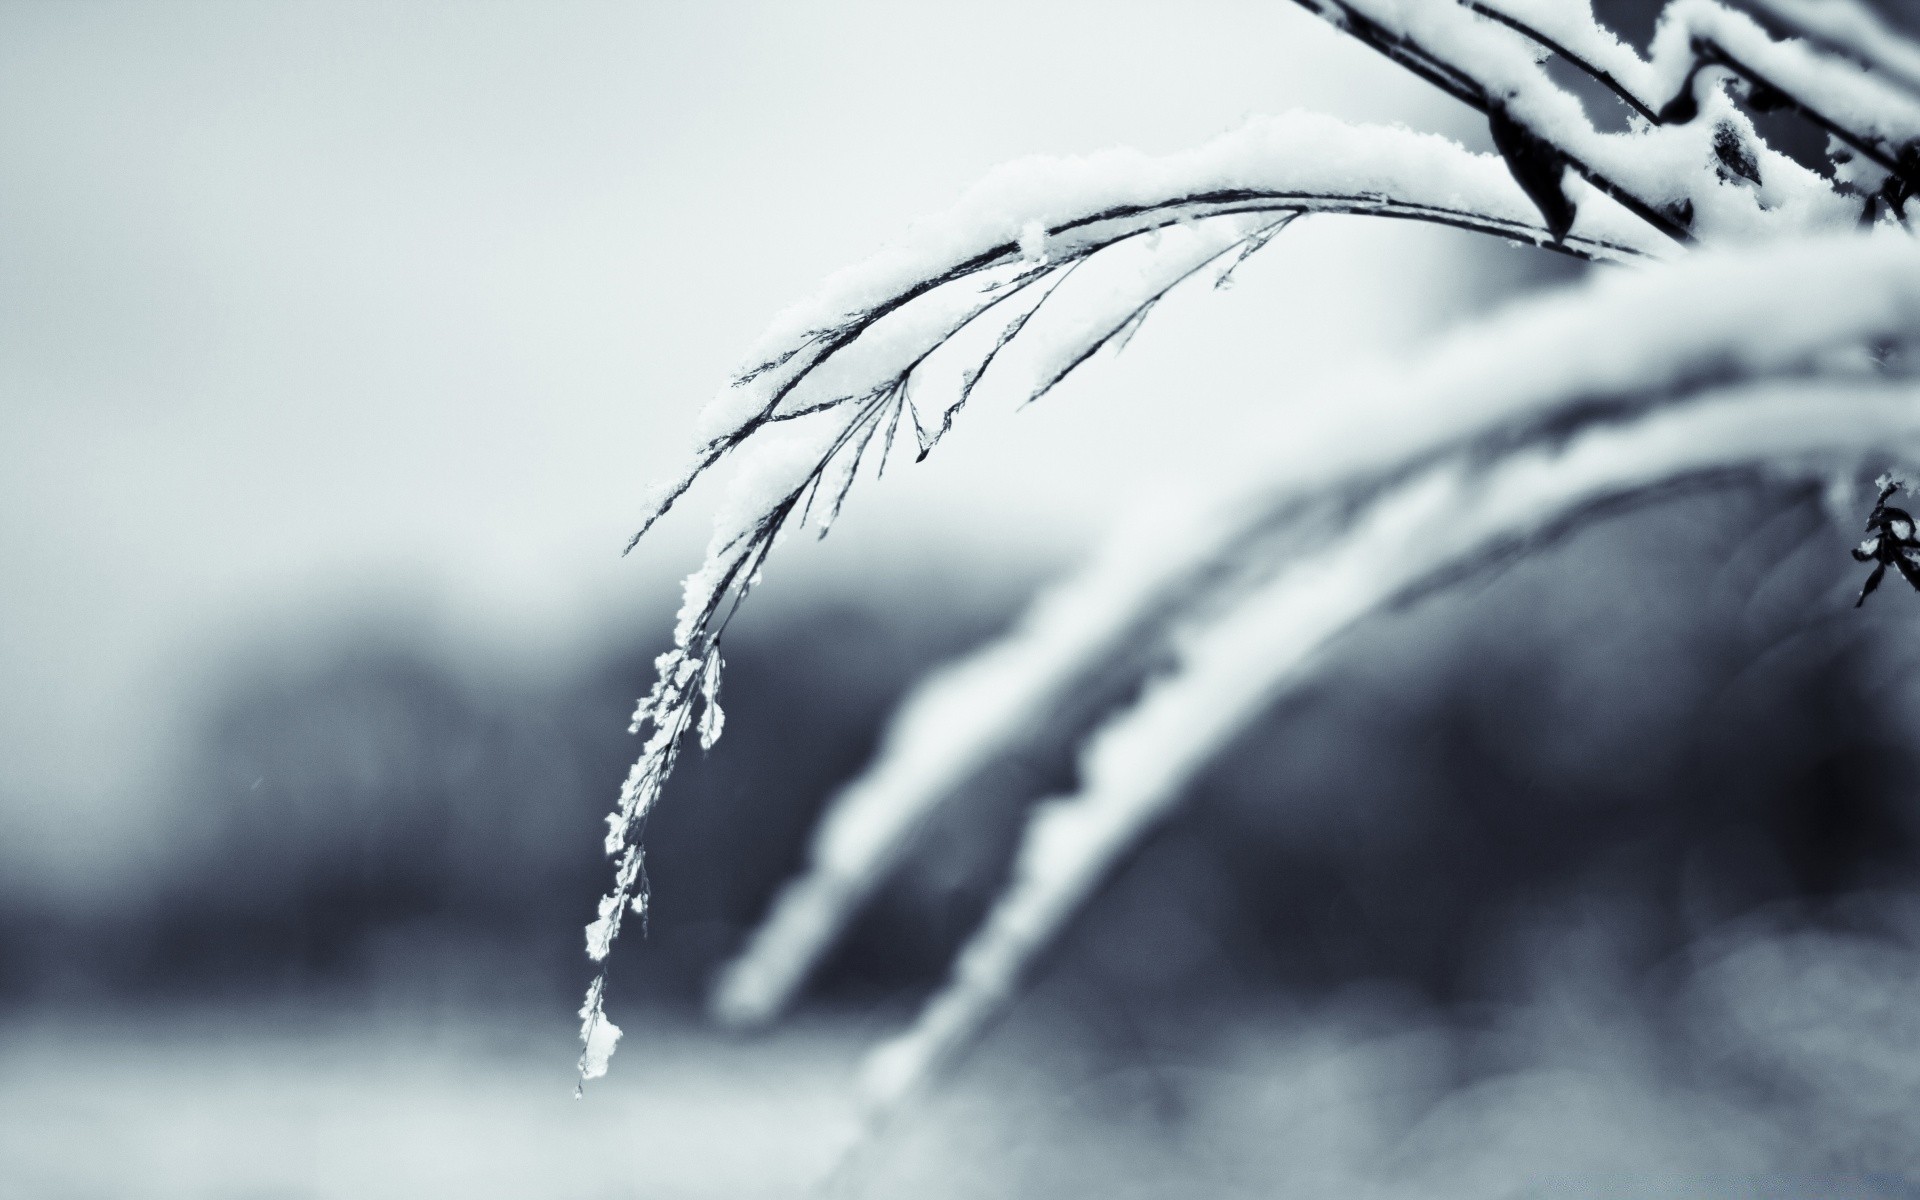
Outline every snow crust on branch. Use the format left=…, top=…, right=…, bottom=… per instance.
left=577, top=977, right=621, bottom=1084
left=1652, top=0, right=1920, bottom=140
left=691, top=110, right=1665, bottom=453
left=1492, top=0, right=1920, bottom=136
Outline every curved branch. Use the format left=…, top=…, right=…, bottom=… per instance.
left=625, top=113, right=1668, bottom=550
left=708, top=231, right=1920, bottom=1032
left=583, top=115, right=1689, bottom=1083
left=1462, top=1, right=1662, bottom=123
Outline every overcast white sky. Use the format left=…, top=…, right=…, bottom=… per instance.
left=0, top=1, right=1522, bottom=885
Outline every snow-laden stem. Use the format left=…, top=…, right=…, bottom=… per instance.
left=626, top=113, right=1665, bottom=548
left=711, top=232, right=1920, bottom=1027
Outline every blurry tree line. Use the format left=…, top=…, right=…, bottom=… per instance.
left=5, top=483, right=1917, bottom=1027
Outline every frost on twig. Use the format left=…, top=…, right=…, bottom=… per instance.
left=576, top=976, right=621, bottom=1090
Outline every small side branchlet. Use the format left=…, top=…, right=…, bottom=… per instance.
left=1852, top=474, right=1920, bottom=606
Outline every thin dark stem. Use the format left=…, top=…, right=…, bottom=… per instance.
left=1461, top=1, right=1661, bottom=122
left=1215, top=214, right=1300, bottom=289
left=1292, top=0, right=1696, bottom=244
left=1459, top=1, right=1917, bottom=191
left=622, top=187, right=1650, bottom=551
left=955, top=259, right=1087, bottom=415
left=763, top=257, right=1083, bottom=432
left=1026, top=225, right=1281, bottom=405
left=1701, top=38, right=1917, bottom=183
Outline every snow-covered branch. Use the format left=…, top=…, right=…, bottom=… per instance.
left=586, top=0, right=1920, bottom=1093
left=581, top=112, right=1682, bottom=1081
left=632, top=112, right=1666, bottom=550
left=711, top=232, right=1920, bottom=1032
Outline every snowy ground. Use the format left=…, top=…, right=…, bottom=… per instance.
left=12, top=937, right=1920, bottom=1200
left=0, top=1006, right=865, bottom=1200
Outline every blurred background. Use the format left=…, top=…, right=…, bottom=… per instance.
left=7, top=1, right=1920, bottom=1197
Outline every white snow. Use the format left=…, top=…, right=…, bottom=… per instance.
left=691, top=109, right=1668, bottom=451
left=1656, top=0, right=1920, bottom=148
left=578, top=979, right=623, bottom=1082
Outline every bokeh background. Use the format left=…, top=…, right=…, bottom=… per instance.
left=7, top=2, right=1920, bottom=1197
